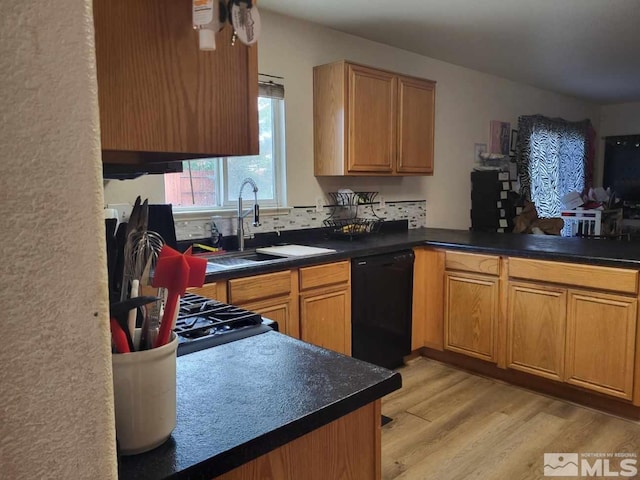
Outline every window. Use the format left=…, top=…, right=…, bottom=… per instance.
left=529, top=127, right=585, bottom=218
left=165, top=83, right=285, bottom=209
left=517, top=115, right=591, bottom=219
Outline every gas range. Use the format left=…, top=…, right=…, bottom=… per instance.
left=175, top=293, right=277, bottom=356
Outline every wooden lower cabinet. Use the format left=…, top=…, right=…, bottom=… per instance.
left=428, top=250, right=640, bottom=405
left=444, top=272, right=498, bottom=362
left=300, top=286, right=351, bottom=355
left=226, top=262, right=353, bottom=349
left=298, top=261, right=351, bottom=355
left=507, top=282, right=567, bottom=381
left=565, top=290, right=637, bottom=400
left=238, top=296, right=297, bottom=338
left=229, top=270, right=299, bottom=338
left=215, top=401, right=381, bottom=480
left=412, top=248, right=445, bottom=351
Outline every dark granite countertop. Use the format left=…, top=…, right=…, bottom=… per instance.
left=118, top=331, right=401, bottom=480
left=202, top=228, right=640, bottom=282
left=419, top=229, right=640, bottom=268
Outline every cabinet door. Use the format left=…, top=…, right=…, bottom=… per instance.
left=444, top=272, right=498, bottom=362
left=94, top=0, right=258, bottom=157
left=300, top=287, right=351, bottom=355
left=238, top=297, right=296, bottom=338
left=565, top=290, right=637, bottom=400
left=507, top=282, right=567, bottom=381
left=347, top=65, right=396, bottom=173
left=396, top=76, right=435, bottom=174
left=412, top=248, right=445, bottom=351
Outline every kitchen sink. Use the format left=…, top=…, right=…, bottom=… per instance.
left=205, top=250, right=281, bottom=272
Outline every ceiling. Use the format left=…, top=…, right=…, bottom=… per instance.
left=259, top=0, right=640, bottom=104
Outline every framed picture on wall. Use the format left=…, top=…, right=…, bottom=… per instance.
left=490, top=120, right=511, bottom=155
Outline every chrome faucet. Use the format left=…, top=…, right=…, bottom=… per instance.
left=237, top=177, right=260, bottom=251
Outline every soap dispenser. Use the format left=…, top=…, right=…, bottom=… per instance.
left=210, top=217, right=222, bottom=248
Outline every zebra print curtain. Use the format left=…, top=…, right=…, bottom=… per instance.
left=516, top=115, right=592, bottom=218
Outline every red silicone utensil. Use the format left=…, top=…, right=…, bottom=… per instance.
left=110, top=317, right=131, bottom=353
left=152, top=245, right=207, bottom=348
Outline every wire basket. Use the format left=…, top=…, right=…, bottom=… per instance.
left=323, top=217, right=383, bottom=239
left=327, top=191, right=378, bottom=206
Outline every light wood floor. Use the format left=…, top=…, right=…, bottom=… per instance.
left=381, top=357, right=640, bottom=480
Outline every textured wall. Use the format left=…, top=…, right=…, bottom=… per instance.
left=0, top=0, right=117, bottom=478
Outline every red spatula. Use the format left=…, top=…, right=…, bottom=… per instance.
left=152, top=245, right=207, bottom=348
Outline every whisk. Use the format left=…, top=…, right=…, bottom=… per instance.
left=121, top=230, right=165, bottom=301
left=121, top=229, right=167, bottom=350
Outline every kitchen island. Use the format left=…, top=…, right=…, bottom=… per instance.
left=118, top=331, right=401, bottom=480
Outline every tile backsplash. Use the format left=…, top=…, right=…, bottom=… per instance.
left=174, top=200, right=426, bottom=241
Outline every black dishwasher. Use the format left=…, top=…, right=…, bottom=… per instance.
left=351, top=251, right=414, bottom=369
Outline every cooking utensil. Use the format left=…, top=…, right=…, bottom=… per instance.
left=113, top=221, right=128, bottom=302
left=110, top=318, right=131, bottom=354
left=152, top=246, right=207, bottom=348
left=217, top=0, right=228, bottom=29
left=138, top=256, right=162, bottom=351
left=128, top=230, right=165, bottom=283
left=229, top=0, right=260, bottom=46
left=110, top=296, right=160, bottom=353
left=193, top=243, right=222, bottom=253
left=127, top=279, right=140, bottom=341
left=120, top=196, right=143, bottom=301
left=106, top=218, right=119, bottom=300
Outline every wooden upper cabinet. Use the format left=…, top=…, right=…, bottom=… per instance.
left=347, top=65, right=396, bottom=173
left=397, top=76, right=435, bottom=174
left=314, top=60, right=436, bottom=176
left=93, top=0, right=258, bottom=161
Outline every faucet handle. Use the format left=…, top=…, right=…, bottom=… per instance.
left=253, top=204, right=260, bottom=227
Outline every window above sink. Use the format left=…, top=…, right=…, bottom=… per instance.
left=166, top=88, right=287, bottom=212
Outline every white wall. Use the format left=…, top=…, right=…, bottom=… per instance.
left=105, top=10, right=601, bottom=230
left=596, top=101, right=640, bottom=186
left=259, top=11, right=600, bottom=229
left=0, top=0, right=117, bottom=478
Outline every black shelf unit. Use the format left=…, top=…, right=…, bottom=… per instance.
left=470, top=170, right=518, bottom=233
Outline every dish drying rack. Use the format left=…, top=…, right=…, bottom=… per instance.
left=323, top=191, right=384, bottom=239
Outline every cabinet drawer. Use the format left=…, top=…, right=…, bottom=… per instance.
left=445, top=251, right=500, bottom=275
left=188, top=281, right=227, bottom=303
left=229, top=271, right=292, bottom=304
left=299, top=261, right=350, bottom=291
left=509, top=258, right=638, bottom=294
